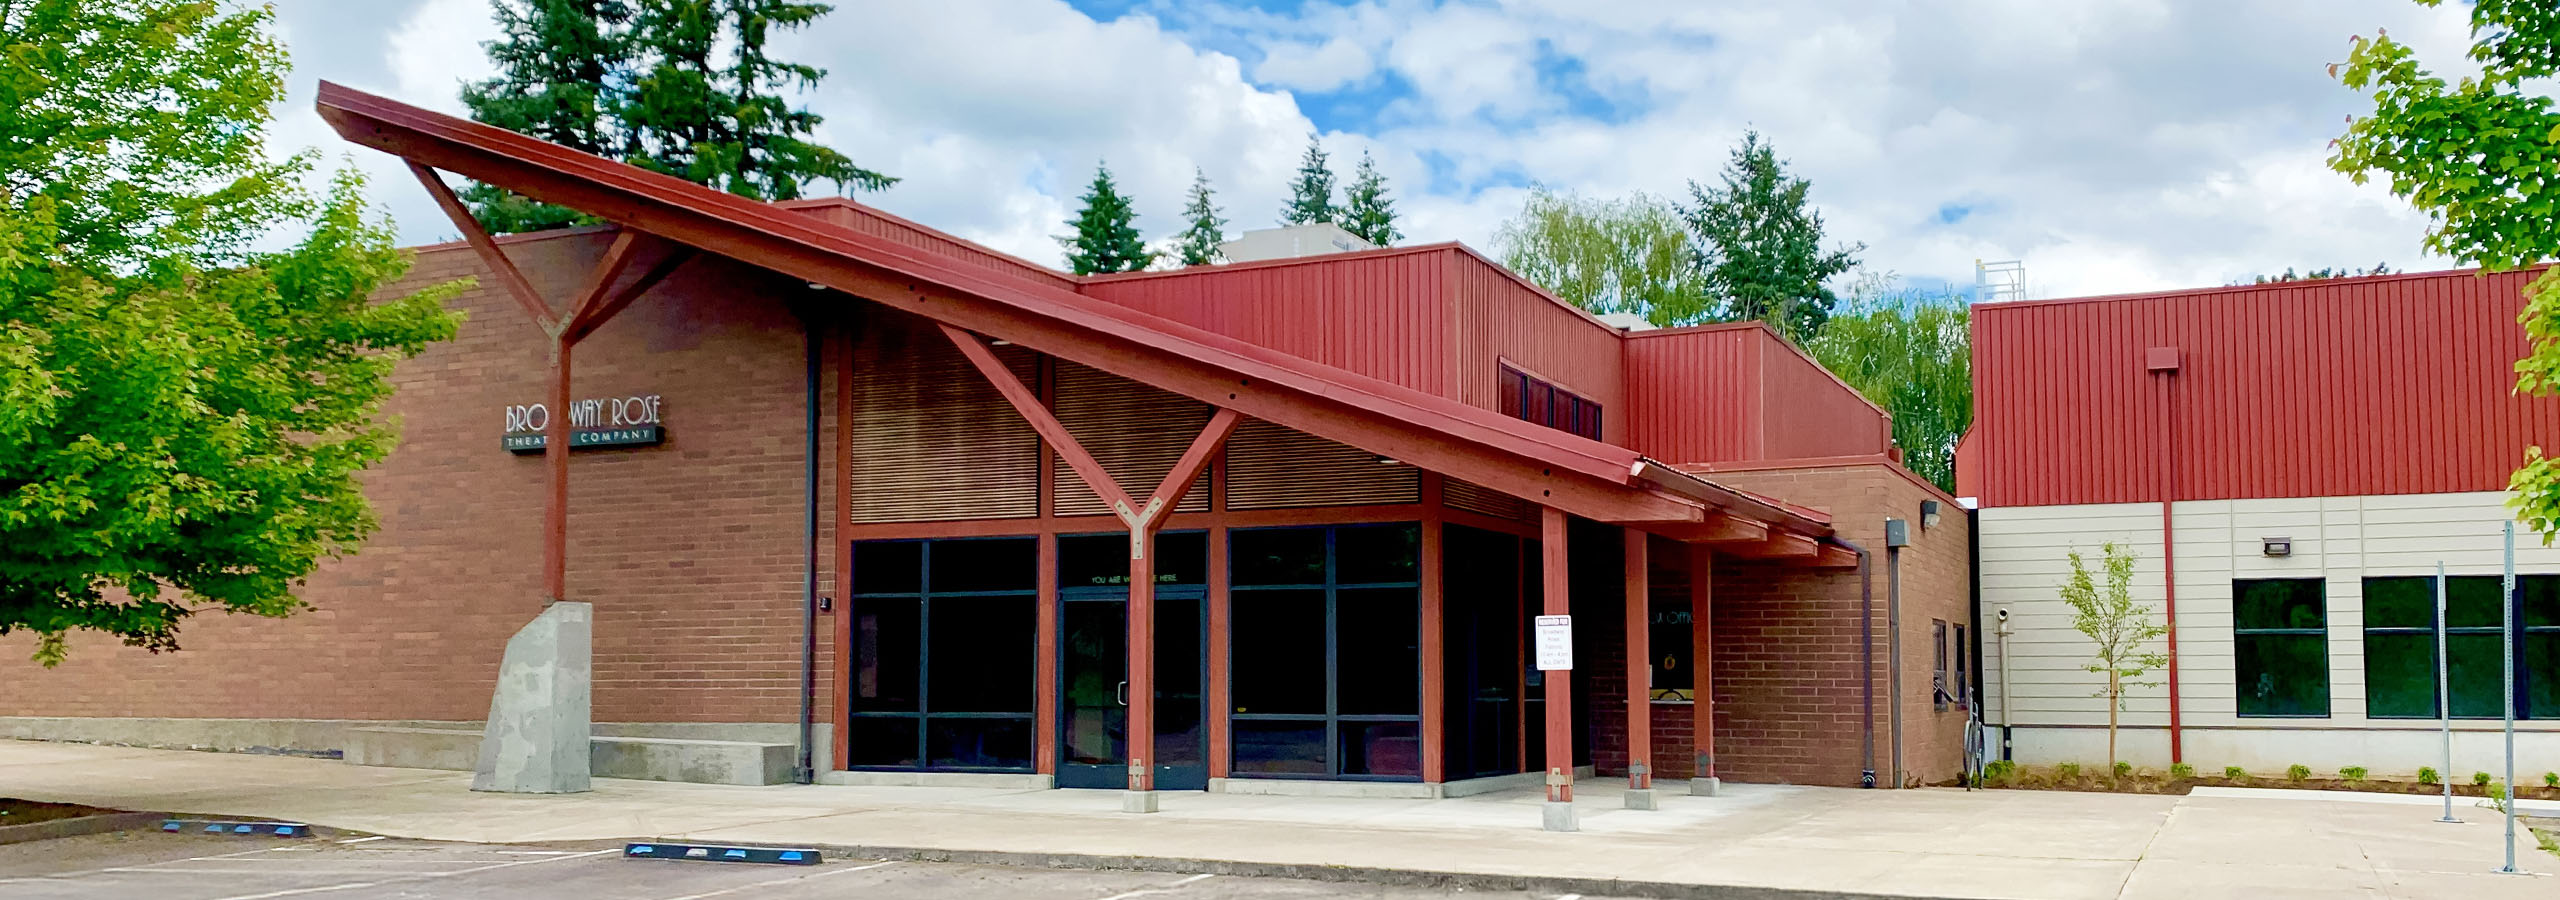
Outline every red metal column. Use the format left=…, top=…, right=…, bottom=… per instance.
left=1689, top=543, right=1719, bottom=796
left=1206, top=524, right=1232, bottom=780
left=1623, top=529, right=1652, bottom=805
left=1035, top=532, right=1059, bottom=776
left=1540, top=507, right=1575, bottom=829
left=1126, top=527, right=1158, bottom=804
left=544, top=335, right=571, bottom=603
left=1418, top=476, right=1447, bottom=785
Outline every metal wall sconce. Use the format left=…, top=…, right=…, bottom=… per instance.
left=1920, top=499, right=1943, bottom=530
left=2262, top=536, right=2292, bottom=557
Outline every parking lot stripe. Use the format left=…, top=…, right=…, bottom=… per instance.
left=1091, top=872, right=1217, bottom=900
left=647, top=860, right=896, bottom=900
left=210, top=882, right=382, bottom=900
left=333, top=836, right=384, bottom=844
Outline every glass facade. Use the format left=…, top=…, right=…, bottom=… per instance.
left=848, top=537, right=1038, bottom=771
left=1229, top=523, right=1425, bottom=780
left=2364, top=574, right=2560, bottom=720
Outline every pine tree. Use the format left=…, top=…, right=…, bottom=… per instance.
left=1176, top=169, right=1228, bottom=266
left=616, top=0, right=892, bottom=201
left=1280, top=134, right=1338, bottom=225
left=1680, top=130, right=1863, bottom=343
left=1340, top=150, right=1400, bottom=246
left=460, top=0, right=634, bottom=232
left=1059, top=163, right=1156, bottom=275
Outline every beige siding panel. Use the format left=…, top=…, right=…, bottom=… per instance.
left=1048, top=362, right=1212, bottom=517
left=847, top=309, right=1040, bottom=523
left=1227, top=419, right=1418, bottom=510
left=1976, top=502, right=2170, bottom=729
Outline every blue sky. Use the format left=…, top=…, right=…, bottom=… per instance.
left=270, top=0, right=2485, bottom=299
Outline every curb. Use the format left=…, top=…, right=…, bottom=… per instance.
left=771, top=842, right=1935, bottom=900
left=0, top=811, right=166, bottom=845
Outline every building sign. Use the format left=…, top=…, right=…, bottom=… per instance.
left=503, top=394, right=665, bottom=452
left=1533, top=614, right=1574, bottom=671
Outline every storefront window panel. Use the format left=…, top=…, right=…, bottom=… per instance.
left=1336, top=588, right=1419, bottom=716
left=927, top=718, right=1032, bottom=770
left=847, top=717, right=920, bottom=768
left=1060, top=531, right=1207, bottom=587
left=2232, top=579, right=2328, bottom=717
left=1232, top=721, right=1327, bottom=776
left=850, top=596, right=920, bottom=713
left=928, top=595, right=1034, bottom=712
left=848, top=537, right=1037, bottom=771
left=1336, top=524, right=1419, bottom=585
left=1233, top=528, right=1326, bottom=586
left=853, top=540, right=922, bottom=594
left=2364, top=574, right=2560, bottom=720
left=1229, top=524, right=1424, bottom=781
left=1232, top=589, right=1326, bottom=714
left=1339, top=721, right=1421, bottom=778
left=928, top=538, right=1036, bottom=593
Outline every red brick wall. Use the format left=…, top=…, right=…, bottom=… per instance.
left=2, top=230, right=839, bottom=726
left=1584, top=463, right=1972, bottom=788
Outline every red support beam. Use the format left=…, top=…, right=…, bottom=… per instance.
left=1646, top=513, right=1766, bottom=546
left=1143, top=407, right=1239, bottom=517
left=542, top=336, right=570, bottom=603
left=1689, top=543, right=1718, bottom=796
left=408, top=162, right=556, bottom=332
left=1540, top=506, right=1575, bottom=829
left=561, top=229, right=645, bottom=335
left=939, top=323, right=1136, bottom=516
left=1418, top=473, right=1447, bottom=785
left=1623, top=528, right=1651, bottom=799
left=1206, top=524, right=1231, bottom=780
left=565, top=244, right=694, bottom=344
left=1035, top=531, right=1060, bottom=776
left=1724, top=531, right=1821, bottom=560
left=1126, top=528, right=1157, bottom=798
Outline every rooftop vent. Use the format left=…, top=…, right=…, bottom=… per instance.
left=1218, top=223, right=1377, bottom=263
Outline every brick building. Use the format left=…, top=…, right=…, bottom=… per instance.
left=3, top=84, right=1972, bottom=822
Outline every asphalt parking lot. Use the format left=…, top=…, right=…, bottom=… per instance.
left=0, top=830, right=1635, bottom=899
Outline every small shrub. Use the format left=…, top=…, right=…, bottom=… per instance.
left=2480, top=780, right=2512, bottom=815
left=2340, top=766, right=2368, bottom=782
left=2056, top=762, right=2082, bottom=779
left=2169, top=762, right=2195, bottom=779
left=2287, top=764, right=2312, bottom=782
left=2474, top=771, right=2493, bottom=787
left=2419, top=767, right=2440, bottom=785
left=1982, top=760, right=2016, bottom=786
left=2224, top=765, right=2248, bottom=782
left=2545, top=771, right=2558, bottom=789
left=2113, top=761, right=2134, bottom=779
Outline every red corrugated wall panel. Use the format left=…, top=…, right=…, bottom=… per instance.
left=1447, top=254, right=1626, bottom=442
left=1625, top=325, right=1761, bottom=462
left=1759, top=334, right=1894, bottom=459
left=1970, top=267, right=2560, bottom=507
left=782, top=199, right=1080, bottom=292
left=1079, top=248, right=1456, bottom=398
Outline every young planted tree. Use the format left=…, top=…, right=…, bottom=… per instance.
left=1175, top=169, right=1227, bottom=266
left=2060, top=542, right=2168, bottom=769
left=2328, top=4, right=2560, bottom=540
left=616, top=0, right=892, bottom=201
left=1340, top=150, right=1401, bottom=246
left=1493, top=187, right=1712, bottom=326
left=1681, top=131, right=1863, bottom=343
left=0, top=0, right=464, bottom=665
left=1280, top=134, right=1338, bottom=226
left=1059, top=163, right=1154, bottom=275
left=1803, top=286, right=1972, bottom=492
left=460, top=0, right=633, bottom=232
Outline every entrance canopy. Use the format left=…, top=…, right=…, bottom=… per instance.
left=315, top=82, right=1842, bottom=559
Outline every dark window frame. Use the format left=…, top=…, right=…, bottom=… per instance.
left=1496, top=363, right=1602, bottom=441
left=1931, top=619, right=1950, bottom=711
left=1228, top=524, right=1425, bottom=782
left=848, top=536, right=1040, bottom=773
left=2363, top=574, right=2560, bottom=720
left=2233, top=578, right=2332, bottom=719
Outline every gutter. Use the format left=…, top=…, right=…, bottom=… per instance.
left=1628, top=459, right=1827, bottom=533
left=1832, top=537, right=1878, bottom=788
left=795, top=308, right=821, bottom=785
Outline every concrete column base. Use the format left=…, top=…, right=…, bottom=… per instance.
left=1541, top=800, right=1578, bottom=832
left=1623, top=788, right=1658, bottom=810
left=471, top=602, right=592, bottom=794
left=1121, top=790, right=1159, bottom=814
left=1691, top=776, right=1722, bottom=797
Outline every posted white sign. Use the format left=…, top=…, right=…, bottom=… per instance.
left=1533, top=614, right=1573, bottom=671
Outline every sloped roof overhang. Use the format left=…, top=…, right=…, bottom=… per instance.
left=315, top=82, right=1829, bottom=542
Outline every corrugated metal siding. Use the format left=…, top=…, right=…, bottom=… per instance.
left=1970, top=268, right=2560, bottom=507
left=1758, top=337, right=1893, bottom=460
left=1079, top=249, right=1453, bottom=398
left=848, top=307, right=1040, bottom=522
left=1624, top=326, right=1762, bottom=463
left=795, top=200, right=1080, bottom=292
left=1226, top=418, right=1419, bottom=509
left=1444, top=477, right=1528, bottom=520
left=1050, top=361, right=1212, bottom=517
left=1449, top=258, right=1626, bottom=442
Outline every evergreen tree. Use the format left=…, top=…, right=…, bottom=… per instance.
left=1175, top=169, right=1228, bottom=266
left=617, top=0, right=892, bottom=201
left=1680, top=131, right=1863, bottom=343
left=460, top=0, right=633, bottom=233
left=1059, top=163, right=1155, bottom=275
left=1280, top=134, right=1338, bottom=225
left=1340, top=150, right=1400, bottom=246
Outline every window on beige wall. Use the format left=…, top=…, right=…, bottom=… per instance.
left=2234, top=578, right=2330, bottom=718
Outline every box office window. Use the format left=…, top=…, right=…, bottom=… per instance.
left=2365, top=575, right=2560, bottom=720
left=849, top=537, right=1037, bottom=770
left=2234, top=579, right=2329, bottom=718
left=1230, top=524, right=1423, bottom=780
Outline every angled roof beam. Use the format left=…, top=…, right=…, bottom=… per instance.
left=409, top=162, right=557, bottom=332
left=1720, top=532, right=1822, bottom=561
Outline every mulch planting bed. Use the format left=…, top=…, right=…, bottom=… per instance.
left=1959, top=768, right=2560, bottom=800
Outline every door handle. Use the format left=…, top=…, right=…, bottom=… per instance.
left=1116, top=681, right=1129, bottom=706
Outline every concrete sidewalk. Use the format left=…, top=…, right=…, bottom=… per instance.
left=0, top=740, right=2546, bottom=899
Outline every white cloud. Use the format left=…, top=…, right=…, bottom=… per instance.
left=266, top=0, right=2490, bottom=299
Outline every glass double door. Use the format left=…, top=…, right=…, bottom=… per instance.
left=1058, top=586, right=1208, bottom=790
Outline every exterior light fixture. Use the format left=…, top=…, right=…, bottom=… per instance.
left=1920, top=499, right=1942, bottom=530
left=1373, top=455, right=1402, bottom=466
left=2262, top=536, right=2292, bottom=557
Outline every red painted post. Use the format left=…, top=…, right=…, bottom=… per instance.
left=1540, top=507, right=1575, bottom=830
left=544, top=335, right=571, bottom=604
left=1035, top=532, right=1059, bottom=775
left=1126, top=527, right=1158, bottom=807
left=1206, top=524, right=1231, bottom=780
left=1418, top=481, right=1446, bottom=785
left=1689, top=543, right=1719, bottom=796
left=1623, top=528, right=1652, bottom=805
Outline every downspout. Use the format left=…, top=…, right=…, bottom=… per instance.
left=795, top=308, right=821, bottom=785
left=1887, top=541, right=1904, bottom=789
left=1836, top=538, right=1877, bottom=788
left=2150, top=349, right=2184, bottom=765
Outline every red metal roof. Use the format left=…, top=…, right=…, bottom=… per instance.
left=314, top=81, right=1832, bottom=540
left=1966, top=267, right=2560, bottom=506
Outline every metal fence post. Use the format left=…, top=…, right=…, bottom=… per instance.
left=2499, top=522, right=2518, bottom=875
left=2437, top=561, right=2456, bottom=824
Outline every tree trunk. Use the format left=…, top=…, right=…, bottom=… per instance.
left=2106, top=670, right=2120, bottom=771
